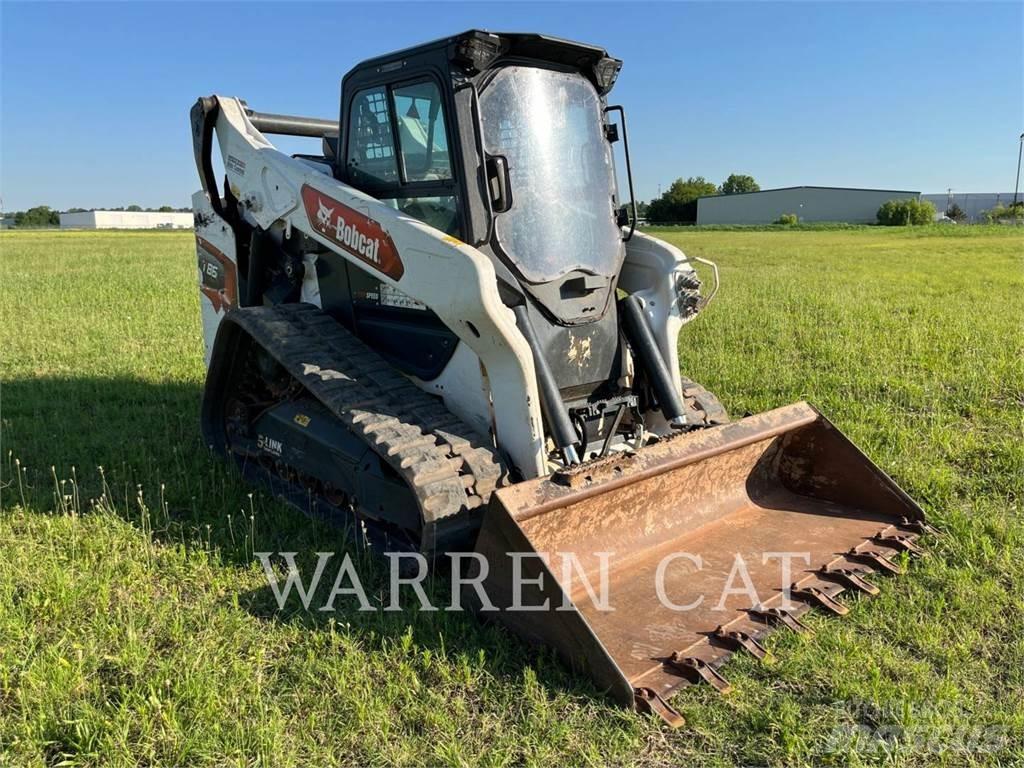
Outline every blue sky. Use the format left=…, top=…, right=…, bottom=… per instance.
left=1, top=1, right=1021, bottom=210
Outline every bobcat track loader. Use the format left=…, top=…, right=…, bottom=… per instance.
left=191, top=31, right=934, bottom=725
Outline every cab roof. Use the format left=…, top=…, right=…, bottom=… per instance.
left=344, top=30, right=622, bottom=94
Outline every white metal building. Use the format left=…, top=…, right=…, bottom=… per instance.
left=695, top=186, right=920, bottom=225
left=922, top=193, right=1017, bottom=223
left=59, top=211, right=194, bottom=229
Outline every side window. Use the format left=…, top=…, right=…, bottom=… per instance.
left=391, top=81, right=452, bottom=182
left=382, top=196, right=460, bottom=236
left=347, top=87, right=398, bottom=185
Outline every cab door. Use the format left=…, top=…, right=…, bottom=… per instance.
left=319, top=75, right=462, bottom=380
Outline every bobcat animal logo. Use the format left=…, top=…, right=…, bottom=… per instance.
left=316, top=199, right=334, bottom=230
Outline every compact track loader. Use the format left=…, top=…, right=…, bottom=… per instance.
left=191, top=31, right=934, bottom=725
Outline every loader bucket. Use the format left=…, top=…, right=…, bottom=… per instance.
left=471, top=402, right=934, bottom=726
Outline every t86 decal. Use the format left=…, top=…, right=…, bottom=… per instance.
left=196, top=235, right=238, bottom=313
left=301, top=184, right=404, bottom=281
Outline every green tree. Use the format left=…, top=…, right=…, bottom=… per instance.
left=907, top=199, right=935, bottom=225
left=13, top=206, right=59, bottom=227
left=877, top=198, right=935, bottom=226
left=982, top=202, right=1024, bottom=223
left=647, top=177, right=718, bottom=223
left=158, top=205, right=174, bottom=213
left=126, top=205, right=143, bottom=212
left=945, top=203, right=965, bottom=221
left=720, top=173, right=760, bottom=195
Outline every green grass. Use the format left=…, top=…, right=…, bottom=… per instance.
left=1, top=227, right=1022, bottom=767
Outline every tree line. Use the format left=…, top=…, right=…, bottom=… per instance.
left=4, top=205, right=192, bottom=227
left=641, top=173, right=760, bottom=224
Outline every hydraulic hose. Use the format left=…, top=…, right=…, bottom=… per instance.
left=620, top=295, right=688, bottom=428
left=512, top=305, right=581, bottom=465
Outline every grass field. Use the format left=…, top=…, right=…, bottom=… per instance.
left=1, top=226, right=1022, bottom=767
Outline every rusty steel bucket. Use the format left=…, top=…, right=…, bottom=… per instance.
left=470, top=402, right=934, bottom=726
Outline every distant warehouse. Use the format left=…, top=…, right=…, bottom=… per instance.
left=695, top=186, right=920, bottom=225
left=921, top=192, right=1017, bottom=223
left=59, top=211, right=194, bottom=230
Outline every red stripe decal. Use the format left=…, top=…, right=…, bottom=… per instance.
left=301, top=184, right=404, bottom=281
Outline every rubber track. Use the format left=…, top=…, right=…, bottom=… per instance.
left=227, top=304, right=505, bottom=541
left=680, top=377, right=730, bottom=426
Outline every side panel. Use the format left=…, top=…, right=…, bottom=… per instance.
left=193, top=192, right=239, bottom=365
left=413, top=342, right=495, bottom=444
left=620, top=230, right=700, bottom=433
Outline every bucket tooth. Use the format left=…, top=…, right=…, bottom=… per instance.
left=898, top=517, right=940, bottom=536
left=790, top=585, right=849, bottom=616
left=665, top=654, right=732, bottom=693
left=748, top=605, right=812, bottom=634
left=820, top=566, right=880, bottom=596
left=634, top=687, right=685, bottom=728
left=712, top=626, right=769, bottom=660
left=847, top=548, right=903, bottom=575
left=873, top=532, right=922, bottom=554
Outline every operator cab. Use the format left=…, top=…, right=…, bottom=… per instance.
left=333, top=31, right=635, bottom=401
left=336, top=31, right=627, bottom=252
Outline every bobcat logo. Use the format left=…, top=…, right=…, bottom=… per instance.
left=316, top=199, right=334, bottom=230
left=300, top=183, right=405, bottom=280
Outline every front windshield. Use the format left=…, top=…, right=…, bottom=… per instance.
left=480, top=66, right=622, bottom=284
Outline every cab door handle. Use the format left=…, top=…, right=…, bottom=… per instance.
left=486, top=155, right=512, bottom=213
